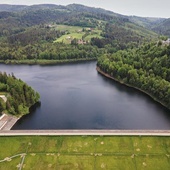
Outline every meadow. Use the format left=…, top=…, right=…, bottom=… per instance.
left=0, top=136, right=169, bottom=170
left=54, top=24, right=102, bottom=44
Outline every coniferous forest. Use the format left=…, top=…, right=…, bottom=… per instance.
left=0, top=72, right=40, bottom=115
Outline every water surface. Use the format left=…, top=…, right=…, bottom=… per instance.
left=0, top=62, right=170, bottom=129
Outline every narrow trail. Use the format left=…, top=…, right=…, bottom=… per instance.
left=0, top=153, right=25, bottom=163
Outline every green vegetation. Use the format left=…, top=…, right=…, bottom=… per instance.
left=97, top=42, right=170, bottom=110
left=0, top=5, right=169, bottom=170
left=153, top=18, right=170, bottom=37
left=55, top=33, right=84, bottom=43
left=55, top=24, right=83, bottom=32
left=2, top=58, right=96, bottom=65
left=54, top=24, right=103, bottom=44
left=0, top=135, right=169, bottom=170
left=129, top=16, right=170, bottom=37
left=0, top=4, right=160, bottom=64
left=0, top=72, right=40, bottom=115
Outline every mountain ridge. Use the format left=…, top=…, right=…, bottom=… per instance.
left=0, top=3, right=169, bottom=36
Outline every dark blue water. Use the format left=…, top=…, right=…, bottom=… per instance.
left=0, top=61, right=170, bottom=129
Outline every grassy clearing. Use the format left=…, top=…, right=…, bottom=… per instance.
left=54, top=24, right=84, bottom=44
left=54, top=24, right=103, bottom=44
left=55, top=32, right=84, bottom=44
left=55, top=25, right=83, bottom=32
left=0, top=136, right=169, bottom=170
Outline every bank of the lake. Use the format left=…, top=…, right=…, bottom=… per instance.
left=0, top=101, right=41, bottom=130
left=96, top=67, right=170, bottom=111
left=0, top=58, right=96, bottom=65
left=0, top=72, right=40, bottom=128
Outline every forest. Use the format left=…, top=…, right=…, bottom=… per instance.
left=97, top=42, right=170, bottom=109
left=0, top=72, right=40, bottom=115
left=0, top=4, right=161, bottom=64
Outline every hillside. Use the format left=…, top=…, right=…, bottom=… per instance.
left=0, top=4, right=169, bottom=37
left=152, top=18, right=170, bottom=37
left=128, top=15, right=170, bottom=37
left=0, top=4, right=27, bottom=12
left=0, top=4, right=159, bottom=37
left=0, top=3, right=161, bottom=64
left=128, top=16, right=165, bottom=29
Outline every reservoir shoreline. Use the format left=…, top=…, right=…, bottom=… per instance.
left=96, top=66, right=170, bottom=111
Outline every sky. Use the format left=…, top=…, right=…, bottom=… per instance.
left=0, top=0, right=169, bottom=18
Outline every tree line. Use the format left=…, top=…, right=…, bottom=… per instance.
left=0, top=42, right=101, bottom=61
left=0, top=72, right=40, bottom=115
left=97, top=42, right=170, bottom=109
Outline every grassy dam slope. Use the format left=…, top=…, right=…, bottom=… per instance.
left=0, top=131, right=169, bottom=170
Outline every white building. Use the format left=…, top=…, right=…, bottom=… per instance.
left=162, top=38, right=170, bottom=45
left=167, top=38, right=170, bottom=43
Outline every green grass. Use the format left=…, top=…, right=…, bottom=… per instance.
left=0, top=136, right=169, bottom=170
left=95, top=136, right=133, bottom=153
left=0, top=157, right=22, bottom=170
left=54, top=24, right=103, bottom=44
left=55, top=24, right=83, bottom=32
left=0, top=92, right=8, bottom=95
left=0, top=137, right=27, bottom=159
left=55, top=33, right=84, bottom=44
left=95, top=156, right=136, bottom=170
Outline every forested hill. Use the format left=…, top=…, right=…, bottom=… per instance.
left=0, top=4, right=118, bottom=15
left=0, top=4, right=27, bottom=12
left=0, top=4, right=169, bottom=36
left=0, top=4, right=161, bottom=64
left=97, top=42, right=170, bottom=110
left=129, top=16, right=170, bottom=37
left=0, top=72, right=40, bottom=115
left=152, top=18, right=170, bottom=37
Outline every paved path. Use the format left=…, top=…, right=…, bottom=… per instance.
left=0, top=114, right=19, bottom=130
left=0, top=130, right=170, bottom=136
left=0, top=95, right=7, bottom=102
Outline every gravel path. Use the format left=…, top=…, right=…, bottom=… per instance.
left=0, top=130, right=170, bottom=136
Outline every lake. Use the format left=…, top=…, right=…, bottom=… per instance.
left=0, top=61, right=170, bottom=129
